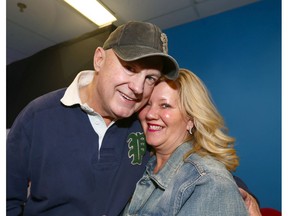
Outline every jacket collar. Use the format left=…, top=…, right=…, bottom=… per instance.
left=146, top=142, right=192, bottom=189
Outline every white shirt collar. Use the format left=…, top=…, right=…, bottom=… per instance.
left=60, top=70, right=115, bottom=127
left=60, top=70, right=95, bottom=107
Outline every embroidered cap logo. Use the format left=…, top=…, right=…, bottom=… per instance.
left=161, top=33, right=168, bottom=54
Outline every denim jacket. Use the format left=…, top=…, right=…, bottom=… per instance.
left=122, top=142, right=248, bottom=216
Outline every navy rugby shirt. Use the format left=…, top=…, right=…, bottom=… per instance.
left=7, top=88, right=150, bottom=216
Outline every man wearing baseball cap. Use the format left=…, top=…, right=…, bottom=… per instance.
left=7, top=21, right=179, bottom=216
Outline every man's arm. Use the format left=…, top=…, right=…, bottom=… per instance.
left=7, top=108, right=32, bottom=215
left=233, top=176, right=262, bottom=216
left=239, top=188, right=262, bottom=216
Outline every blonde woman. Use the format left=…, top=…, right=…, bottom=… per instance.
left=123, top=69, right=249, bottom=215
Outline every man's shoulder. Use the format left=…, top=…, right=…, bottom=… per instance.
left=34, top=88, right=66, bottom=104
left=27, top=88, right=66, bottom=110
left=15, top=88, right=67, bottom=121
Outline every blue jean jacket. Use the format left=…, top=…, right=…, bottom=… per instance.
left=122, top=142, right=248, bottom=216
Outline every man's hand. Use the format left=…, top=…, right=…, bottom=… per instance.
left=239, top=188, right=262, bottom=216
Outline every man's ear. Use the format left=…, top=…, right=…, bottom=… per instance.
left=93, top=47, right=105, bottom=71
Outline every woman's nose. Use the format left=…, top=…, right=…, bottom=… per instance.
left=146, top=106, right=159, bottom=120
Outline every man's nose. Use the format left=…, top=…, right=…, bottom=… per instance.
left=128, top=74, right=145, bottom=94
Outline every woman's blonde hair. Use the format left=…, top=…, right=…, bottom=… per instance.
left=172, top=68, right=239, bottom=171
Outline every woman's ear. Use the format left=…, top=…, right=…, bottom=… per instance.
left=186, top=119, right=194, bottom=132
left=93, top=47, right=105, bottom=71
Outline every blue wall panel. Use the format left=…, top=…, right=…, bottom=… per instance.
left=165, top=0, right=281, bottom=211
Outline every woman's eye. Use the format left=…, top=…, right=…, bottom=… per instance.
left=161, top=103, right=171, bottom=109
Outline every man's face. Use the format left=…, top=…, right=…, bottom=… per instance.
left=93, top=48, right=163, bottom=122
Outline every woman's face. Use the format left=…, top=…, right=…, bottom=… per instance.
left=138, top=81, right=192, bottom=154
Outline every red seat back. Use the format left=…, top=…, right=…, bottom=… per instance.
left=260, top=208, right=281, bottom=216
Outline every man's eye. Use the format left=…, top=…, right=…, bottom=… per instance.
left=125, top=66, right=135, bottom=73
left=146, top=76, right=157, bottom=85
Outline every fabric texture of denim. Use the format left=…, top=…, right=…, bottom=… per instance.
left=122, top=142, right=249, bottom=216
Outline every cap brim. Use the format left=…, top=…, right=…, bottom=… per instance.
left=112, top=46, right=179, bottom=80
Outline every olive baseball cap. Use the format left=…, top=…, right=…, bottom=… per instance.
left=103, top=21, right=179, bottom=80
